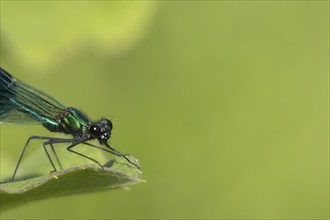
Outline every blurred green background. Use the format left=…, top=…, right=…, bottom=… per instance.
left=0, top=1, right=328, bottom=219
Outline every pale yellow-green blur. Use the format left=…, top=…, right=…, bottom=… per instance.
left=0, top=1, right=328, bottom=219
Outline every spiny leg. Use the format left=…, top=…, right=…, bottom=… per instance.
left=66, top=142, right=103, bottom=169
left=43, top=142, right=57, bottom=173
left=104, top=143, right=140, bottom=169
left=44, top=138, right=86, bottom=172
left=12, top=136, right=76, bottom=181
left=83, top=142, right=140, bottom=169
left=12, top=136, right=57, bottom=181
left=49, top=143, right=63, bottom=170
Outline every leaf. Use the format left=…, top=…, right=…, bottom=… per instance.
left=0, top=156, right=142, bottom=211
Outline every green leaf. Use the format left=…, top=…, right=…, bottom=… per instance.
left=0, top=156, right=142, bottom=211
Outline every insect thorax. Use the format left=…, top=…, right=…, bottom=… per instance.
left=43, top=107, right=90, bottom=138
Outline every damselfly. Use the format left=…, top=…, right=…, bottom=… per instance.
left=0, top=67, right=140, bottom=181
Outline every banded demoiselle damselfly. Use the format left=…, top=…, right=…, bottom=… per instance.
left=0, top=67, right=140, bottom=181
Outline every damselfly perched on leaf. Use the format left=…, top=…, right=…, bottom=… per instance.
left=0, top=67, right=140, bottom=181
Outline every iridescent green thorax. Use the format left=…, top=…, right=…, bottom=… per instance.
left=43, top=107, right=91, bottom=137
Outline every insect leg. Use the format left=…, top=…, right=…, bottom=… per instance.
left=49, top=143, right=63, bottom=170
left=12, top=136, right=54, bottom=181
left=104, top=143, right=140, bottom=169
left=66, top=142, right=103, bottom=169
left=44, top=138, right=83, bottom=172
left=42, top=142, right=58, bottom=173
left=83, top=142, right=140, bottom=169
left=12, top=136, right=75, bottom=181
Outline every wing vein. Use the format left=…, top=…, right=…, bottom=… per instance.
left=0, top=67, right=67, bottom=125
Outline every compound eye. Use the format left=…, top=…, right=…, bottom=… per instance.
left=90, top=124, right=101, bottom=137
left=107, top=120, right=113, bottom=130
left=102, top=119, right=113, bottom=130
